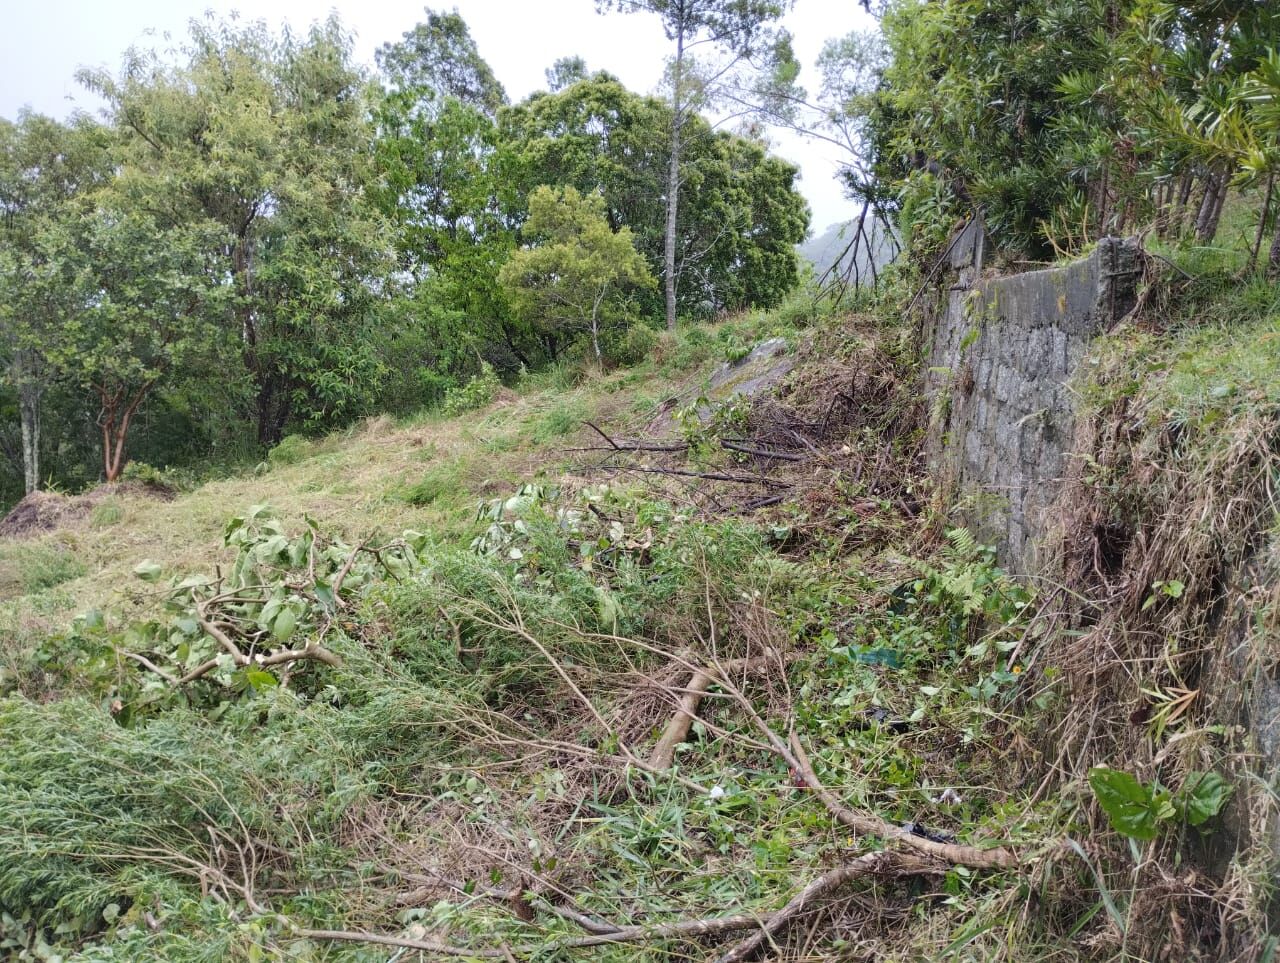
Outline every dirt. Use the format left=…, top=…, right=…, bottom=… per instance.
left=0, top=482, right=173, bottom=540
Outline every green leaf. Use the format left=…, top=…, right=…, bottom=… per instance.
left=133, top=559, right=164, bottom=582
left=1088, top=767, right=1170, bottom=841
left=272, top=608, right=298, bottom=642
left=1176, top=771, right=1232, bottom=826
left=244, top=668, right=279, bottom=691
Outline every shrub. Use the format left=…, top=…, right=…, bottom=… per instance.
left=604, top=322, right=658, bottom=367
left=266, top=435, right=315, bottom=468
left=442, top=362, right=501, bottom=416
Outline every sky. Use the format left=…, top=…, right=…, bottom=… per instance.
left=0, top=1, right=875, bottom=231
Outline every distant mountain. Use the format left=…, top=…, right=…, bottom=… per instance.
left=798, top=217, right=898, bottom=286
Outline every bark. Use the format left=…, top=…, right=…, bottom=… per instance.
left=1269, top=212, right=1280, bottom=281
left=1195, top=169, right=1228, bottom=243
left=17, top=366, right=40, bottom=495
left=590, top=289, right=606, bottom=367
left=98, top=384, right=152, bottom=482
left=1251, top=173, right=1275, bottom=275
left=663, top=16, right=685, bottom=332
left=1170, top=170, right=1194, bottom=239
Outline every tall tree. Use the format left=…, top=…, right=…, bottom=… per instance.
left=0, top=113, right=109, bottom=493
left=597, top=0, right=792, bottom=329
left=83, top=16, right=397, bottom=445
left=377, top=9, right=507, bottom=118
left=546, top=56, right=589, bottom=92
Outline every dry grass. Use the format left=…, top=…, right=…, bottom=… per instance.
left=0, top=367, right=672, bottom=647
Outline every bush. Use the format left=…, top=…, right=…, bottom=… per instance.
left=442, top=362, right=502, bottom=416
left=604, top=322, right=658, bottom=367
left=266, top=435, right=315, bottom=468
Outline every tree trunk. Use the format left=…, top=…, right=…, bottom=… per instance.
left=99, top=385, right=151, bottom=483
left=1250, top=173, right=1275, bottom=275
left=663, top=19, right=685, bottom=332
left=1268, top=212, right=1280, bottom=280
left=17, top=365, right=40, bottom=495
left=1195, top=170, right=1228, bottom=243
left=1170, top=170, right=1194, bottom=239
left=590, top=290, right=605, bottom=367
left=255, top=375, right=292, bottom=448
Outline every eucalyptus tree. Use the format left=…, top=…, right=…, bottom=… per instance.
left=81, top=15, right=396, bottom=446
left=597, top=0, right=793, bottom=329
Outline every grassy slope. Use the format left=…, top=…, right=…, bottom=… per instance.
left=0, top=313, right=795, bottom=683
left=0, top=240, right=1276, bottom=962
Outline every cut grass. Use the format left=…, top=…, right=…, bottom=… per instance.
left=0, top=312, right=794, bottom=656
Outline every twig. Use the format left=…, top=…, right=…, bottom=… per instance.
left=583, top=420, right=622, bottom=450
left=714, top=851, right=919, bottom=963
left=330, top=539, right=370, bottom=609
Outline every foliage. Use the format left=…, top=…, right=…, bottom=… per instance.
left=441, top=362, right=502, bottom=416
left=82, top=15, right=396, bottom=446
left=1088, top=768, right=1231, bottom=841
left=857, top=0, right=1280, bottom=258
left=376, top=8, right=507, bottom=117
left=500, top=73, right=809, bottom=317
left=499, top=185, right=654, bottom=364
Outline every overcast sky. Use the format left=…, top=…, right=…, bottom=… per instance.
left=1, top=1, right=874, bottom=231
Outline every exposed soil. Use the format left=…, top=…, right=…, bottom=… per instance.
left=0, top=482, right=174, bottom=540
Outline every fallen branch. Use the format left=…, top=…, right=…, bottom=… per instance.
left=649, top=655, right=785, bottom=770
left=620, top=465, right=791, bottom=488
left=297, top=853, right=925, bottom=959
left=715, top=851, right=926, bottom=963
left=704, top=659, right=1019, bottom=870
left=785, top=729, right=1017, bottom=870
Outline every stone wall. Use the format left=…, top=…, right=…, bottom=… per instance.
left=924, top=222, right=1141, bottom=573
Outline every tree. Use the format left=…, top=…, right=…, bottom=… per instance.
left=375, top=16, right=526, bottom=377
left=49, top=209, right=229, bottom=482
left=377, top=8, right=507, bottom=118
left=83, top=16, right=397, bottom=445
left=500, top=74, right=807, bottom=317
left=597, top=0, right=792, bottom=329
left=0, top=112, right=109, bottom=493
left=546, top=56, right=589, bottom=92
left=499, top=186, right=653, bottom=364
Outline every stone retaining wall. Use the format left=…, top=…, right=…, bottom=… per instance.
left=924, top=222, right=1141, bottom=572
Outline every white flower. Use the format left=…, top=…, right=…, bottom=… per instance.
left=932, top=787, right=963, bottom=806
left=709, top=784, right=727, bottom=800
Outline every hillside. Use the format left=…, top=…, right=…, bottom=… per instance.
left=4, top=2, right=1280, bottom=958
left=3, top=243, right=1277, bottom=960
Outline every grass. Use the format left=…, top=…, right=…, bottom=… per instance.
left=2, top=266, right=1277, bottom=961
left=0, top=311, right=801, bottom=648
